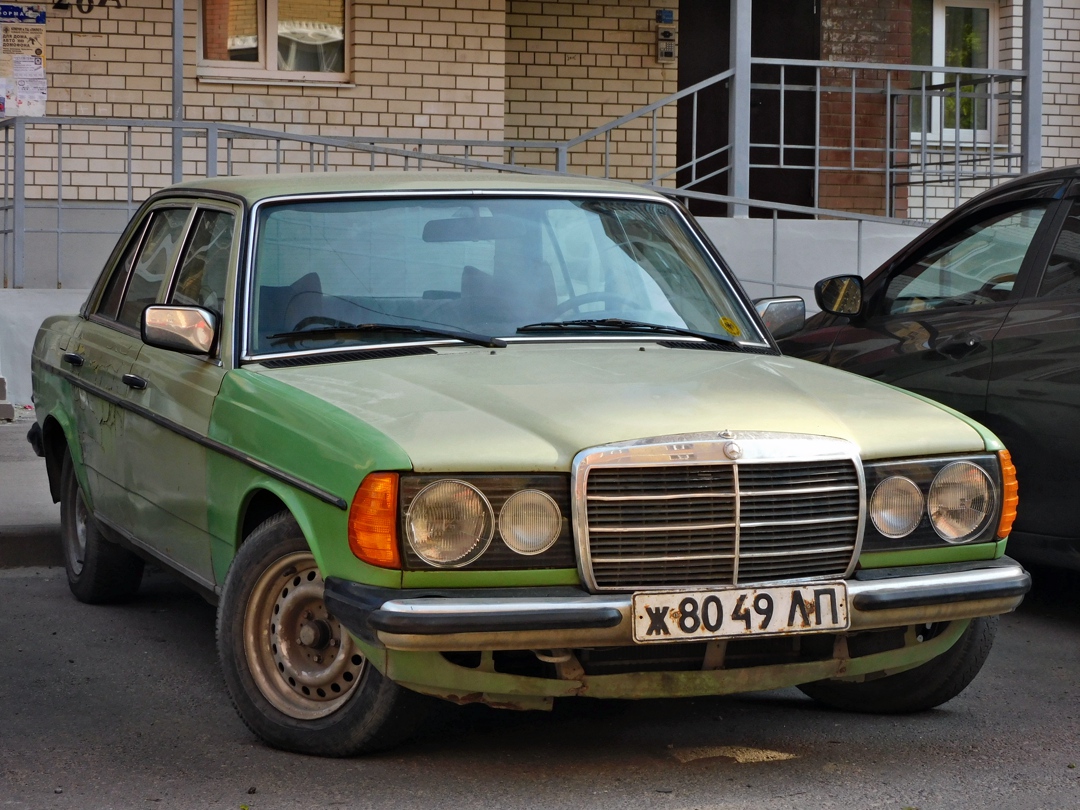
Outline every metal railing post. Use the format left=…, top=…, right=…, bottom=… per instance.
left=171, top=0, right=184, bottom=183
left=206, top=123, right=218, bottom=178
left=1021, top=0, right=1044, bottom=174
left=12, top=117, right=25, bottom=288
left=729, top=0, right=752, bottom=217
left=11, top=117, right=25, bottom=289
left=56, top=124, right=64, bottom=288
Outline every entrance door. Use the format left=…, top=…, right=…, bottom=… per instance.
left=677, top=0, right=820, bottom=217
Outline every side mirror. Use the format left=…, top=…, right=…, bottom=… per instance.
left=142, top=305, right=218, bottom=355
left=815, top=275, right=863, bottom=316
left=754, top=296, right=805, bottom=340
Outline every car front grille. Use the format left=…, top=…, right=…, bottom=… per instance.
left=579, top=444, right=862, bottom=591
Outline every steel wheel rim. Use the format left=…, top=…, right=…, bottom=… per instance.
left=243, top=551, right=365, bottom=720
left=65, top=486, right=89, bottom=576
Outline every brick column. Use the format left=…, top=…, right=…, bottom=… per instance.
left=819, top=0, right=911, bottom=217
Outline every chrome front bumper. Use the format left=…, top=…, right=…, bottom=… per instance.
left=324, top=558, right=1030, bottom=652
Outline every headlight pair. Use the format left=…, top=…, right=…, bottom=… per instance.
left=863, top=453, right=1011, bottom=551
left=406, top=480, right=562, bottom=567
left=400, top=475, right=574, bottom=570
left=348, top=473, right=574, bottom=571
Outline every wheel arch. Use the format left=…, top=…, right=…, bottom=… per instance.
left=232, top=482, right=330, bottom=569
left=240, top=488, right=291, bottom=544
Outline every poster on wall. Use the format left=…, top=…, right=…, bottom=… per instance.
left=0, top=5, right=46, bottom=117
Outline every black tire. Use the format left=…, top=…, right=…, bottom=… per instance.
left=216, top=512, right=430, bottom=756
left=59, top=452, right=144, bottom=604
left=797, top=616, right=998, bottom=713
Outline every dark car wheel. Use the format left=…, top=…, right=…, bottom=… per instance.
left=216, top=512, right=430, bottom=756
left=797, top=616, right=997, bottom=713
left=59, top=452, right=144, bottom=604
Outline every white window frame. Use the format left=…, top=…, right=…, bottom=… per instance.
left=197, top=0, right=349, bottom=85
left=912, top=0, right=998, bottom=144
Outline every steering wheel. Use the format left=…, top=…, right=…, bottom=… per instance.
left=291, top=315, right=353, bottom=331
left=971, top=273, right=1018, bottom=304
left=552, top=292, right=636, bottom=318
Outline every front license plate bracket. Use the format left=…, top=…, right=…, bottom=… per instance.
left=632, top=582, right=849, bottom=644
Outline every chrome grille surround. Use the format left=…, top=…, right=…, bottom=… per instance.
left=572, top=432, right=866, bottom=592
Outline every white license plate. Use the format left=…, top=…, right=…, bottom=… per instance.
left=632, top=582, right=849, bottom=644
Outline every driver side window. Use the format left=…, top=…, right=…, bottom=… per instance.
left=882, top=205, right=1048, bottom=316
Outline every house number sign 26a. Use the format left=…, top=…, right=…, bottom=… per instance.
left=52, top=0, right=122, bottom=12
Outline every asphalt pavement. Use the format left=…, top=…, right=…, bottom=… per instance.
left=0, top=408, right=63, bottom=568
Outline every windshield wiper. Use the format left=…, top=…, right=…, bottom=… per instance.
left=268, top=323, right=507, bottom=349
left=517, top=318, right=742, bottom=347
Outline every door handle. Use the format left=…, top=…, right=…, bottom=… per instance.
left=934, top=334, right=982, bottom=359
left=62, top=352, right=84, bottom=367
left=122, top=373, right=148, bottom=390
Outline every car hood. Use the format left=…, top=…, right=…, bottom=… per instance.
left=255, top=342, right=989, bottom=471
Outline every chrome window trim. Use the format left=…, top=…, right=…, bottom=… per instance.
left=237, top=189, right=771, bottom=364
left=571, top=431, right=867, bottom=593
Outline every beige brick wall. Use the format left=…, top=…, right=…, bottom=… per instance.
left=504, top=0, right=678, bottom=182
left=1041, top=0, right=1080, bottom=167
left=33, top=0, right=513, bottom=200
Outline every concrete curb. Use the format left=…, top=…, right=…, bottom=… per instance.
left=0, top=525, right=63, bottom=568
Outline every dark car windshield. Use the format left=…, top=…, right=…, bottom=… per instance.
left=248, top=195, right=764, bottom=355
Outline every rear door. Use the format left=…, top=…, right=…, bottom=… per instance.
left=984, top=190, right=1080, bottom=544
left=68, top=204, right=192, bottom=529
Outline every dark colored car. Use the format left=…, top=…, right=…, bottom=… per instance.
left=781, top=166, right=1080, bottom=571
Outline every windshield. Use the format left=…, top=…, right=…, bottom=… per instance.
left=248, top=195, right=764, bottom=354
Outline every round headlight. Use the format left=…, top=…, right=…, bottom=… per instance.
left=870, top=476, right=924, bottom=538
left=928, top=462, right=994, bottom=543
left=406, top=480, right=493, bottom=567
left=499, top=490, right=562, bottom=555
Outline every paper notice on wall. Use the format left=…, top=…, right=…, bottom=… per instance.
left=14, top=54, right=44, bottom=79
left=0, top=5, right=46, bottom=117
left=15, top=77, right=45, bottom=115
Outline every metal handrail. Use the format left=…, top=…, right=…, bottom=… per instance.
left=0, top=51, right=1035, bottom=287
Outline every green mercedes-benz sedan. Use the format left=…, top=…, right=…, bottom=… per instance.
left=28, top=171, right=1030, bottom=756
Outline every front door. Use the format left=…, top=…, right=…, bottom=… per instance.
left=677, top=0, right=820, bottom=217
left=827, top=198, right=1062, bottom=419
left=124, top=204, right=238, bottom=588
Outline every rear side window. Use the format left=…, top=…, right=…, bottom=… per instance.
left=116, top=208, right=192, bottom=329
left=96, top=220, right=148, bottom=320
left=882, top=205, right=1049, bottom=316
left=1038, top=200, right=1080, bottom=299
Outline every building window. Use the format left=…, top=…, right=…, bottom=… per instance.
left=199, top=0, right=347, bottom=82
left=911, top=0, right=997, bottom=140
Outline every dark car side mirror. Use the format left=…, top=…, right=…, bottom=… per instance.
left=754, top=296, right=805, bottom=339
left=814, top=275, right=863, bottom=316
left=142, top=305, right=218, bottom=355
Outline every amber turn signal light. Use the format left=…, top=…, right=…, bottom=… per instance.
left=997, top=450, right=1018, bottom=539
left=348, top=472, right=401, bottom=568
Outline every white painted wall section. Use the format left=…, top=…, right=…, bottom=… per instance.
left=699, top=217, right=925, bottom=308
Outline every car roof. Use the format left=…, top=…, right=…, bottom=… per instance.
left=969, top=165, right=1080, bottom=200
left=166, top=170, right=667, bottom=204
